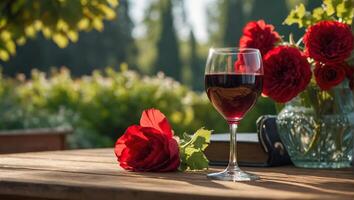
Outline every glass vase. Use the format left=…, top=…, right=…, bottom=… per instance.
left=276, top=82, right=353, bottom=168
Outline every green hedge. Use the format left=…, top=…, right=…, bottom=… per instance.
left=0, top=67, right=275, bottom=148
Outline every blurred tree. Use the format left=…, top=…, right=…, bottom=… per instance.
left=248, top=0, right=322, bottom=40
left=68, top=0, right=137, bottom=73
left=155, top=0, right=182, bottom=82
left=206, top=1, right=222, bottom=45
left=306, top=0, right=322, bottom=9
left=222, top=0, right=245, bottom=46
left=207, top=0, right=314, bottom=45
left=248, top=0, right=290, bottom=36
left=207, top=0, right=245, bottom=46
left=1, top=0, right=137, bottom=76
left=135, top=1, right=160, bottom=74
left=0, top=0, right=118, bottom=61
left=188, top=30, right=203, bottom=91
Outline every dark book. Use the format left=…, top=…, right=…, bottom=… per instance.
left=205, top=115, right=292, bottom=167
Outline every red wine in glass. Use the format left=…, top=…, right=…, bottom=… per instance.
left=205, top=73, right=262, bottom=123
left=204, top=47, right=263, bottom=181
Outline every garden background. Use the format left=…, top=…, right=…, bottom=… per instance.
left=0, top=0, right=319, bottom=148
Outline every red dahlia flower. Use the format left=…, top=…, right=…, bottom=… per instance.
left=239, top=20, right=281, bottom=56
left=115, top=109, right=180, bottom=172
left=262, top=46, right=311, bottom=103
left=303, top=21, right=353, bottom=64
left=314, top=62, right=347, bottom=90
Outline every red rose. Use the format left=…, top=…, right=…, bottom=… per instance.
left=239, top=20, right=281, bottom=55
left=114, top=109, right=180, bottom=172
left=262, top=46, right=311, bottom=103
left=303, top=21, right=353, bottom=64
left=314, top=62, right=346, bottom=90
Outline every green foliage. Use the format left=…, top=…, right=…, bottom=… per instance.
left=0, top=66, right=276, bottom=148
left=0, top=0, right=118, bottom=61
left=179, top=128, right=211, bottom=171
left=2, top=0, right=136, bottom=77
left=0, top=67, right=223, bottom=148
left=284, top=0, right=353, bottom=28
left=0, top=104, right=74, bottom=130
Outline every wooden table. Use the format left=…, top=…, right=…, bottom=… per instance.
left=0, top=149, right=353, bottom=200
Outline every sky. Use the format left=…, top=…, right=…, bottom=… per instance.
left=129, top=0, right=212, bottom=42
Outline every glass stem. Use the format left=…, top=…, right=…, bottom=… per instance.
left=227, top=123, right=240, bottom=172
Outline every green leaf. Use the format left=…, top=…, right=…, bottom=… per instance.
left=297, top=3, right=307, bottom=18
left=185, top=149, right=209, bottom=170
left=284, top=4, right=310, bottom=28
left=179, top=132, right=192, bottom=146
left=53, top=33, right=69, bottom=48
left=0, top=49, right=9, bottom=61
left=67, top=31, right=78, bottom=42
left=336, top=0, right=353, bottom=24
left=323, top=0, right=336, bottom=16
left=284, top=0, right=353, bottom=28
left=322, top=0, right=353, bottom=24
left=191, top=128, right=211, bottom=151
left=179, top=128, right=212, bottom=171
left=107, top=0, right=118, bottom=7
left=5, top=40, right=16, bottom=54
left=0, top=0, right=119, bottom=61
left=312, top=7, right=326, bottom=21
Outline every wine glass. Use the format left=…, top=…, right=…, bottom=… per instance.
left=204, top=47, right=263, bottom=181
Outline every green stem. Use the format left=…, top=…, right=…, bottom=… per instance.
left=304, top=122, right=321, bottom=155
left=302, top=86, right=322, bottom=155
left=275, top=103, right=284, bottom=114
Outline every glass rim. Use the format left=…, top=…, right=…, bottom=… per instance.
left=210, top=47, right=260, bottom=55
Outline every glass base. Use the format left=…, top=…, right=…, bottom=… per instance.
left=207, top=167, right=259, bottom=182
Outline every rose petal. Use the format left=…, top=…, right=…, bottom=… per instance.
left=150, top=138, right=180, bottom=172
left=136, top=131, right=180, bottom=172
left=133, top=128, right=169, bottom=171
left=118, top=148, right=134, bottom=170
left=158, top=154, right=180, bottom=172
left=140, top=108, right=173, bottom=138
left=114, top=125, right=147, bottom=157
left=115, top=125, right=150, bottom=170
left=127, top=140, right=151, bottom=162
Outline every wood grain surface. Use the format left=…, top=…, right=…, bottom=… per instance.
left=0, top=148, right=353, bottom=200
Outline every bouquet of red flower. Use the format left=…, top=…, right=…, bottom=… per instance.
left=239, top=1, right=353, bottom=104
left=239, top=0, right=353, bottom=168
